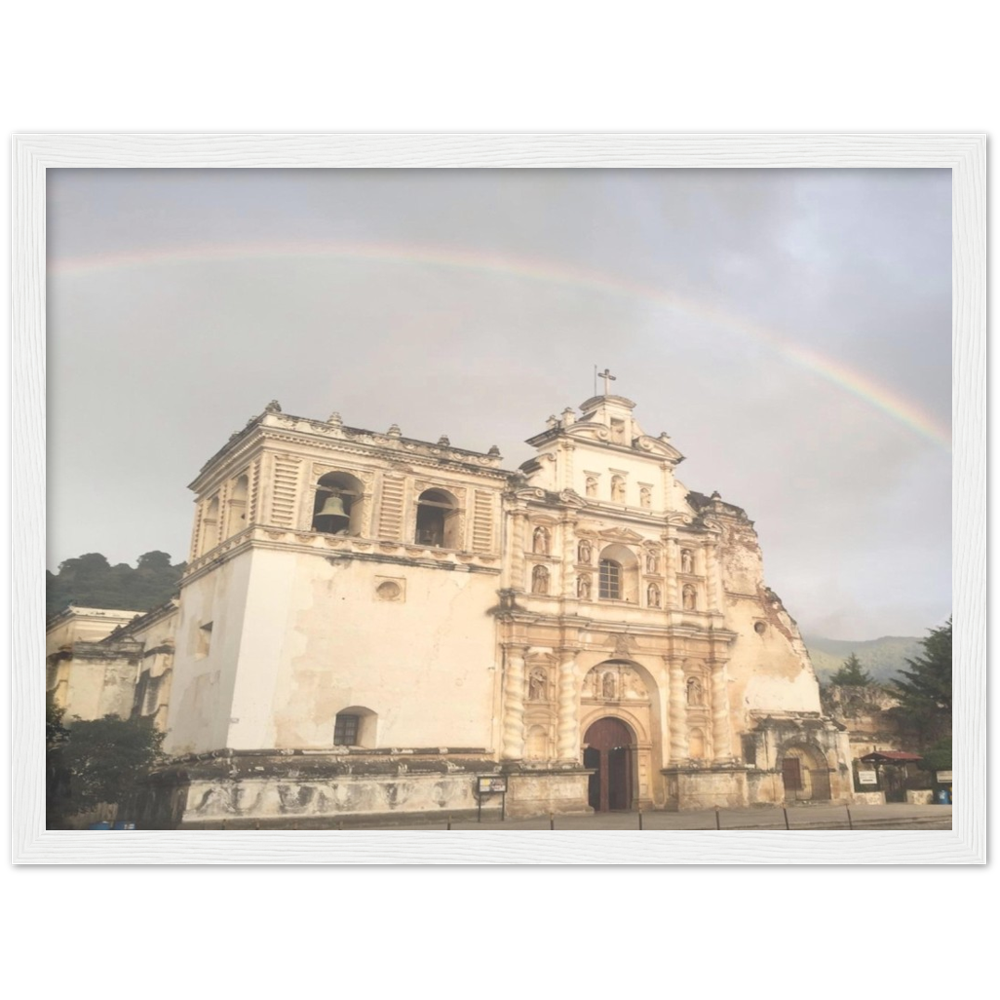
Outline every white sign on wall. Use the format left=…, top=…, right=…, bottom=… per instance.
left=936, top=771, right=953, bottom=784
left=857, top=770, right=878, bottom=785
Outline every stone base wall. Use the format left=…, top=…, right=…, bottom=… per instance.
left=661, top=767, right=750, bottom=811
left=134, top=750, right=506, bottom=828
left=504, top=769, right=593, bottom=819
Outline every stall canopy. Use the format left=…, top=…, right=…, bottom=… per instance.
left=860, top=751, right=923, bottom=763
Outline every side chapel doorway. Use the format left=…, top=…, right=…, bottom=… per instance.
left=583, top=717, right=635, bottom=811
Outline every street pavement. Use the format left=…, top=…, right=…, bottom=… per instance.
left=387, top=802, right=952, bottom=831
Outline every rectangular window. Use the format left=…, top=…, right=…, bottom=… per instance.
left=599, top=560, right=621, bottom=599
left=741, top=735, right=757, bottom=767
left=334, top=714, right=360, bottom=746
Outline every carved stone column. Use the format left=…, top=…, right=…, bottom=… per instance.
left=706, top=540, right=721, bottom=612
left=668, top=657, right=688, bottom=762
left=664, top=531, right=679, bottom=609
left=556, top=649, right=579, bottom=760
left=561, top=514, right=578, bottom=598
left=711, top=660, right=733, bottom=761
left=509, top=509, right=528, bottom=589
left=501, top=645, right=528, bottom=760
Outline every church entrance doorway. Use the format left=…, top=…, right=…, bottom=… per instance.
left=583, top=717, right=634, bottom=811
left=780, top=744, right=833, bottom=803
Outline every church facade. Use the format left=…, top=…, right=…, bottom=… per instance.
left=49, top=391, right=854, bottom=826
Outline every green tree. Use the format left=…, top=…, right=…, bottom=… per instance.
left=890, top=618, right=952, bottom=747
left=46, top=705, right=72, bottom=826
left=919, top=736, right=952, bottom=773
left=830, top=652, right=873, bottom=686
left=48, top=714, right=167, bottom=825
left=47, top=550, right=185, bottom=617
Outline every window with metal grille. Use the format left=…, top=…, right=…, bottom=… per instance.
left=334, top=713, right=360, bottom=746
left=599, top=559, right=622, bottom=599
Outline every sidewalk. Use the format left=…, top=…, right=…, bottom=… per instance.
left=390, top=802, right=952, bottom=832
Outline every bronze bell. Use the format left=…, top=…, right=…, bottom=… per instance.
left=317, top=494, right=348, bottom=518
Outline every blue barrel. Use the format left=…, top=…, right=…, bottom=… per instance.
left=935, top=788, right=949, bottom=805
left=88, top=821, right=111, bottom=830
left=112, top=821, right=136, bottom=830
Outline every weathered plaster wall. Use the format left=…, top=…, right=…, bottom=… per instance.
left=224, top=547, right=500, bottom=751
left=164, top=552, right=252, bottom=754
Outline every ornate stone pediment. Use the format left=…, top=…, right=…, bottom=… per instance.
left=665, top=512, right=694, bottom=527
left=598, top=526, right=645, bottom=543
left=556, top=489, right=587, bottom=508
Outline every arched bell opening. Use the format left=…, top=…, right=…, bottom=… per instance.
left=313, top=472, right=365, bottom=535
left=415, top=488, right=460, bottom=549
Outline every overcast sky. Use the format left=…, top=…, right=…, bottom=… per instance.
left=46, top=168, right=951, bottom=640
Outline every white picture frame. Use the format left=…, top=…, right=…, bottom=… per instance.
left=13, top=133, right=985, bottom=864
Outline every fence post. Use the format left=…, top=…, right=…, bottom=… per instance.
left=715, top=808, right=721, bottom=830
left=549, top=813, right=555, bottom=831
left=846, top=807, right=853, bottom=830
left=783, top=807, right=790, bottom=830
left=638, top=807, right=643, bottom=831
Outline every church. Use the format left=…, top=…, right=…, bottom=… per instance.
left=47, top=383, right=855, bottom=826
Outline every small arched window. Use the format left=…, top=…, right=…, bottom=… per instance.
left=334, top=706, right=377, bottom=748
left=415, top=489, right=460, bottom=548
left=201, top=496, right=220, bottom=554
left=226, top=474, right=249, bottom=538
left=599, top=559, right=622, bottom=600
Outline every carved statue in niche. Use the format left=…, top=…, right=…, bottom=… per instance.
left=531, top=565, right=549, bottom=595
left=602, top=671, right=617, bottom=699
left=683, top=584, right=697, bottom=610
left=585, top=476, right=598, bottom=498
left=686, top=676, right=704, bottom=706
left=577, top=574, right=592, bottom=600
left=578, top=538, right=592, bottom=564
left=640, top=486, right=652, bottom=509
left=528, top=667, right=547, bottom=701
left=681, top=548, right=694, bottom=574
left=532, top=526, right=550, bottom=554
left=645, top=549, right=658, bottom=573
left=611, top=476, right=626, bottom=503
left=647, top=582, right=661, bottom=608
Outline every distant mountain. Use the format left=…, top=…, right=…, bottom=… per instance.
left=802, top=634, right=923, bottom=685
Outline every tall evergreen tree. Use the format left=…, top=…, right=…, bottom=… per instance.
left=890, top=618, right=952, bottom=747
left=830, top=652, right=873, bottom=686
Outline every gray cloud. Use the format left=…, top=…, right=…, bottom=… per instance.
left=47, top=168, right=951, bottom=640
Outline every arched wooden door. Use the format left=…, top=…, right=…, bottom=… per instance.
left=583, top=717, right=634, bottom=811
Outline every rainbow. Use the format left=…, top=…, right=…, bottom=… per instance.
left=50, top=240, right=951, bottom=451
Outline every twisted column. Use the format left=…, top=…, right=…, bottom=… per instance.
left=501, top=645, right=527, bottom=759
left=556, top=651, right=579, bottom=760
left=706, top=541, right=720, bottom=611
left=664, top=533, right=679, bottom=609
left=669, top=657, right=688, bottom=762
left=711, top=661, right=733, bottom=760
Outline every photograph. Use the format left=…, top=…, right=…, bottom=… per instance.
left=39, top=158, right=958, bottom=847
